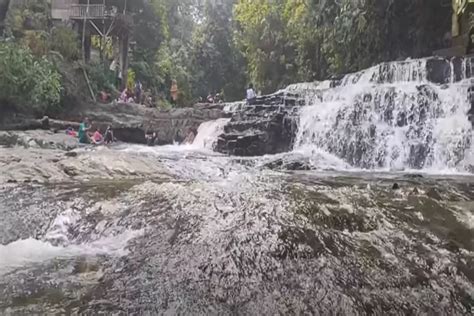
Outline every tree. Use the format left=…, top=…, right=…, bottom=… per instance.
left=234, top=0, right=297, bottom=93
left=0, top=41, right=62, bottom=114
left=234, top=0, right=450, bottom=91
left=191, top=0, right=246, bottom=100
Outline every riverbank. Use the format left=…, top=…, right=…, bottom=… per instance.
left=0, top=130, right=174, bottom=184
left=0, top=101, right=228, bottom=145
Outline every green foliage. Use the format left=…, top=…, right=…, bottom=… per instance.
left=127, top=68, right=136, bottom=90
left=234, top=0, right=450, bottom=91
left=0, top=0, right=453, bottom=114
left=234, top=0, right=301, bottom=93
left=154, top=44, right=193, bottom=106
left=86, top=62, right=116, bottom=94
left=190, top=0, right=246, bottom=100
left=51, top=26, right=79, bottom=60
left=19, top=30, right=49, bottom=56
left=0, top=41, right=62, bottom=114
left=5, top=0, right=50, bottom=37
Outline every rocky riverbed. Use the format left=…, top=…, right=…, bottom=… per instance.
left=0, top=130, right=473, bottom=314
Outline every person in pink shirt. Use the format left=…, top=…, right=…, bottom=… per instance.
left=91, top=128, right=104, bottom=145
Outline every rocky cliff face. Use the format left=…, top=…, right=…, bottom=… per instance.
left=216, top=93, right=302, bottom=156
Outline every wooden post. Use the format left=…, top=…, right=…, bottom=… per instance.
left=81, top=0, right=96, bottom=102
left=82, top=0, right=90, bottom=64
left=120, top=32, right=129, bottom=90
left=101, top=0, right=106, bottom=63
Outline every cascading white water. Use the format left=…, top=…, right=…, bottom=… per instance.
left=193, top=118, right=231, bottom=150
left=223, top=102, right=244, bottom=113
left=294, top=59, right=474, bottom=172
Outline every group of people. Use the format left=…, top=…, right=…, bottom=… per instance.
left=145, top=127, right=197, bottom=147
left=116, top=79, right=178, bottom=107
left=118, top=80, right=149, bottom=105
left=202, top=92, right=224, bottom=104
left=73, top=118, right=115, bottom=145
left=199, top=83, right=257, bottom=105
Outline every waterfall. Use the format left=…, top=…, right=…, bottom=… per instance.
left=223, top=102, right=244, bottom=113
left=294, top=59, right=474, bottom=172
left=193, top=118, right=231, bottom=150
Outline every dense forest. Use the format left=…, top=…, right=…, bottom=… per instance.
left=0, top=0, right=451, bottom=113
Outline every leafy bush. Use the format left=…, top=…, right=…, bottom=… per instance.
left=50, top=26, right=79, bottom=60
left=86, top=61, right=116, bottom=94
left=0, top=41, right=62, bottom=114
left=127, top=68, right=136, bottom=90
left=20, top=30, right=49, bottom=56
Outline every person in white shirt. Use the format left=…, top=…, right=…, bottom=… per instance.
left=246, top=83, right=257, bottom=105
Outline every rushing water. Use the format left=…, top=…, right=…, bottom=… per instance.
left=193, top=118, right=231, bottom=150
left=294, top=59, right=474, bottom=172
left=1, top=59, right=473, bottom=314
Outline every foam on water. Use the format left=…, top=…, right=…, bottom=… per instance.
left=294, top=59, right=474, bottom=173
left=0, top=208, right=144, bottom=276
left=193, top=118, right=231, bottom=150
left=223, top=102, right=244, bottom=113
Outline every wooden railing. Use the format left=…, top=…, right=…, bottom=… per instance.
left=69, top=4, right=111, bottom=19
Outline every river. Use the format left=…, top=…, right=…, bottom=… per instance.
left=0, top=58, right=473, bottom=314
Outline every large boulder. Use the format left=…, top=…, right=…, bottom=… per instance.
left=216, top=92, right=301, bottom=156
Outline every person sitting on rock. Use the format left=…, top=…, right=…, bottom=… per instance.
left=246, top=83, right=257, bottom=105
left=119, top=88, right=128, bottom=102
left=99, top=91, right=111, bottom=103
left=91, top=128, right=104, bottom=145
left=145, top=130, right=157, bottom=146
left=66, top=126, right=77, bottom=137
left=207, top=92, right=214, bottom=103
left=126, top=88, right=135, bottom=103
left=214, top=93, right=221, bottom=104
left=104, top=126, right=114, bottom=144
left=78, top=118, right=91, bottom=144
left=143, top=90, right=153, bottom=107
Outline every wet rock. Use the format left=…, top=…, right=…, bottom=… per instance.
left=0, top=131, right=79, bottom=150
left=468, top=165, right=474, bottom=174
left=426, top=188, right=443, bottom=201
left=65, top=151, right=78, bottom=158
left=426, top=58, right=451, bottom=85
left=263, top=159, right=311, bottom=171
left=63, top=166, right=78, bottom=177
left=404, top=174, right=423, bottom=179
left=392, top=183, right=400, bottom=190
left=320, top=212, right=378, bottom=233
left=216, top=93, right=302, bottom=156
left=40, top=116, right=49, bottom=130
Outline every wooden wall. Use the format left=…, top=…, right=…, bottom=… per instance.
left=51, top=0, right=78, bottom=20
